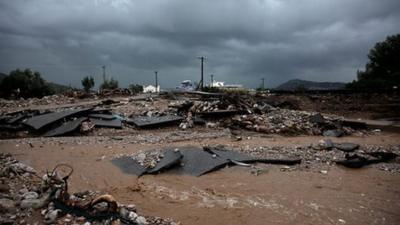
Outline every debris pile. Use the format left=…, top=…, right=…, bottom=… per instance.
left=0, top=92, right=373, bottom=138
left=235, top=141, right=400, bottom=173
left=0, top=107, right=126, bottom=137
left=0, top=95, right=75, bottom=108
left=0, top=153, right=179, bottom=225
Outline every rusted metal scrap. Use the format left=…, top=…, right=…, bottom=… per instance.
left=41, top=164, right=141, bottom=224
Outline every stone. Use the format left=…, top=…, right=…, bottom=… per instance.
left=126, top=204, right=136, bottom=212
left=9, top=162, right=35, bottom=174
left=206, top=122, right=217, bottom=128
left=316, top=139, right=334, bottom=150
left=44, top=209, right=61, bottom=224
left=119, top=207, right=130, bottom=220
left=128, top=211, right=138, bottom=221
left=0, top=184, right=10, bottom=193
left=0, top=198, right=16, bottom=212
left=22, top=191, right=39, bottom=200
left=135, top=216, right=148, bottom=225
left=20, top=196, right=49, bottom=209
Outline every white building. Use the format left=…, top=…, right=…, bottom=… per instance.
left=210, top=81, right=225, bottom=87
left=143, top=85, right=160, bottom=93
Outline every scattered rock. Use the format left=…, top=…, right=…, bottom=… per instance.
left=22, top=191, right=39, bottom=200
left=0, top=184, right=10, bottom=193
left=0, top=198, right=16, bottom=213
left=334, top=142, right=360, bottom=152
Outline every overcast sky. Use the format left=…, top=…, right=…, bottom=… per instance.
left=0, top=0, right=399, bottom=88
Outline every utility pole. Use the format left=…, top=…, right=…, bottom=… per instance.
left=154, top=71, right=158, bottom=92
left=210, top=74, right=214, bottom=87
left=102, top=65, right=106, bottom=83
left=197, top=56, right=205, bottom=91
left=261, top=78, right=265, bottom=90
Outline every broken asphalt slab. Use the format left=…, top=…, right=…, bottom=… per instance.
left=147, top=150, right=182, bottom=174
left=130, top=115, right=183, bottom=128
left=113, top=147, right=302, bottom=177
left=175, top=147, right=229, bottom=176
left=335, top=152, right=397, bottom=168
left=111, top=156, right=147, bottom=176
left=90, top=118, right=122, bottom=129
left=23, top=108, right=92, bottom=130
left=333, top=142, right=360, bottom=152
left=323, top=129, right=344, bottom=137
left=88, top=114, right=116, bottom=120
left=43, top=117, right=88, bottom=137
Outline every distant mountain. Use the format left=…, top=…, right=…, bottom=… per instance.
left=275, top=79, right=346, bottom=91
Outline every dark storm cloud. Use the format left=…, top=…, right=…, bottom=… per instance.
left=0, top=0, right=399, bottom=88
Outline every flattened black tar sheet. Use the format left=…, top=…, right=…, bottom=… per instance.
left=43, top=117, right=87, bottom=137
left=176, top=147, right=228, bottom=176
left=88, top=114, right=115, bottom=120
left=147, top=150, right=182, bottom=174
left=111, top=156, right=147, bottom=176
left=24, top=108, right=91, bottom=130
left=131, top=115, right=183, bottom=128
left=90, top=118, right=122, bottom=128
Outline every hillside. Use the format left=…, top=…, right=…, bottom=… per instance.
left=276, top=79, right=346, bottom=91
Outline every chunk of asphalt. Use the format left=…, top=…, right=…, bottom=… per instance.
left=335, top=152, right=397, bottom=168
left=111, top=156, right=147, bottom=176
left=175, top=147, right=229, bottom=176
left=43, top=117, right=87, bottom=137
left=90, top=118, right=122, bottom=129
left=88, top=114, right=116, bottom=120
left=24, top=108, right=92, bottom=130
left=130, top=115, right=183, bottom=128
left=309, top=113, right=326, bottom=124
left=323, top=129, right=344, bottom=137
left=147, top=150, right=183, bottom=174
left=333, top=142, right=360, bottom=152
